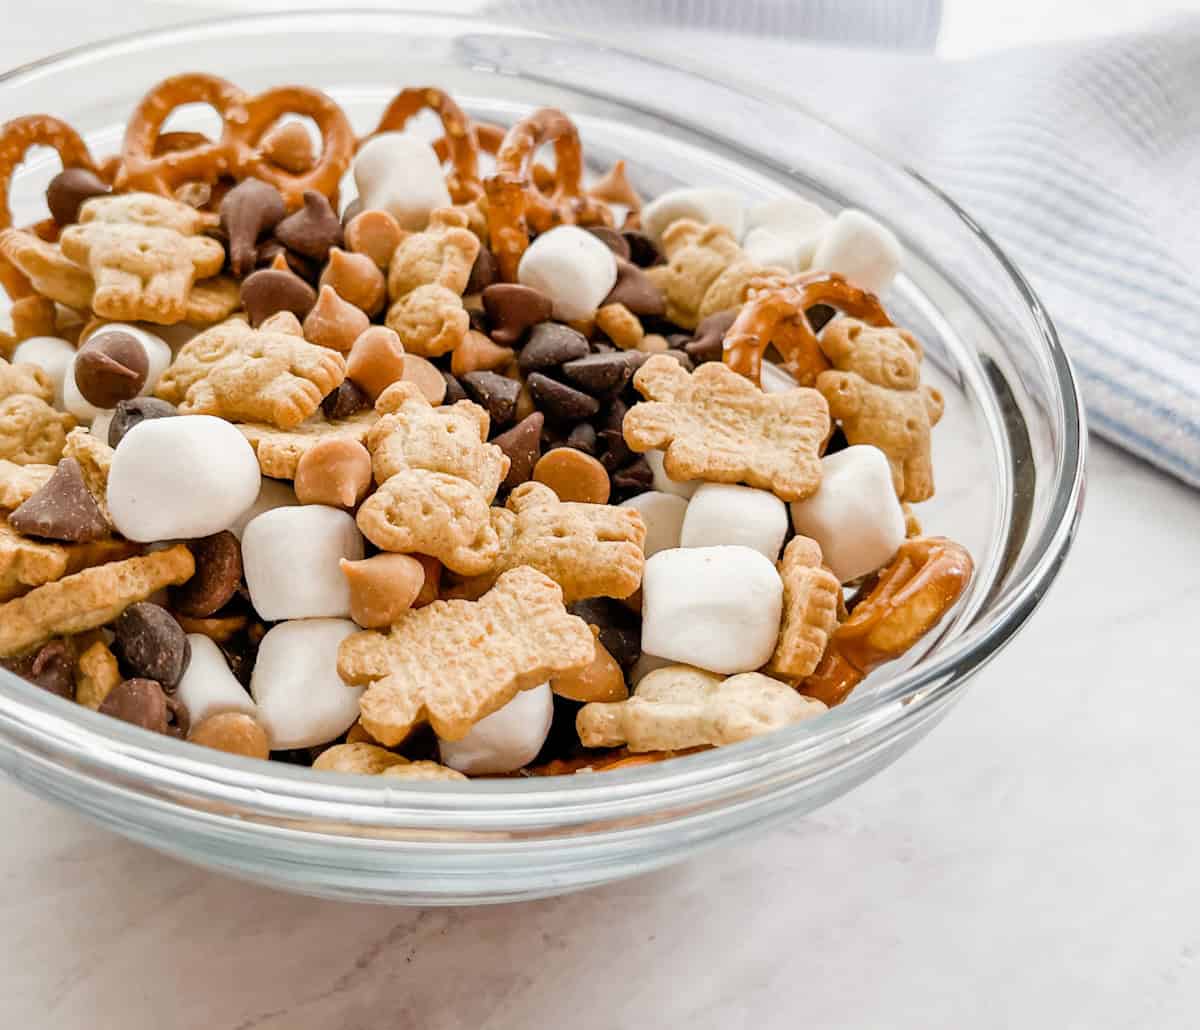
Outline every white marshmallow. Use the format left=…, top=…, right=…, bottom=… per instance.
left=680, top=483, right=788, bottom=562
left=107, top=415, right=261, bottom=541
left=790, top=445, right=906, bottom=582
left=242, top=505, right=363, bottom=621
left=742, top=228, right=806, bottom=274
left=251, top=619, right=363, bottom=749
left=618, top=491, right=688, bottom=558
left=517, top=226, right=617, bottom=321
left=175, top=634, right=257, bottom=728
left=62, top=364, right=103, bottom=422
left=62, top=323, right=173, bottom=421
left=743, top=199, right=833, bottom=274
left=645, top=449, right=698, bottom=499
left=760, top=361, right=798, bottom=395
left=746, top=197, right=832, bottom=236
left=810, top=209, right=903, bottom=295
left=438, top=683, right=553, bottom=775
left=11, top=336, right=75, bottom=408
left=352, top=133, right=452, bottom=231
left=90, top=410, right=114, bottom=443
left=641, top=545, right=783, bottom=675
left=228, top=478, right=299, bottom=540
left=640, top=187, right=744, bottom=244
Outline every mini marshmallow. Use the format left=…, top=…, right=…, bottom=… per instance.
left=790, top=445, right=905, bottom=582
left=742, top=199, right=833, bottom=274
left=641, top=545, right=783, bottom=675
left=438, top=682, right=553, bottom=775
left=640, top=187, right=744, bottom=244
left=11, top=336, right=75, bottom=407
left=228, top=477, right=299, bottom=540
left=352, top=133, right=452, bottom=231
left=810, top=209, right=903, bottom=295
left=63, top=323, right=173, bottom=421
left=680, top=483, right=788, bottom=561
left=175, top=633, right=257, bottom=728
left=107, top=415, right=261, bottom=541
left=619, top=491, right=688, bottom=558
left=517, top=226, right=618, bottom=321
left=251, top=618, right=363, bottom=749
left=90, top=410, right=114, bottom=442
left=759, top=361, right=798, bottom=395
left=242, top=505, right=363, bottom=621
left=742, top=228, right=807, bottom=274
left=645, top=449, right=698, bottom=499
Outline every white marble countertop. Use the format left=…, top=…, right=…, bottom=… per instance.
left=3, top=6, right=1199, bottom=1028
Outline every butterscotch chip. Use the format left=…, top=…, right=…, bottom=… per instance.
left=293, top=436, right=372, bottom=508
left=345, top=326, right=406, bottom=400
left=238, top=410, right=378, bottom=479
left=345, top=209, right=403, bottom=269
left=595, top=303, right=643, bottom=350
left=74, top=638, right=121, bottom=710
left=765, top=537, right=841, bottom=682
left=450, top=331, right=514, bottom=377
left=258, top=119, right=317, bottom=174
left=188, top=712, right=271, bottom=759
left=533, top=447, right=611, bottom=505
left=321, top=248, right=386, bottom=316
left=0, top=544, right=194, bottom=657
left=302, top=284, right=370, bottom=353
left=0, top=394, right=75, bottom=466
left=0, top=461, right=54, bottom=509
left=338, top=565, right=594, bottom=744
left=175, top=612, right=247, bottom=642
left=156, top=316, right=346, bottom=429
left=0, top=521, right=138, bottom=602
left=312, top=741, right=406, bottom=774
left=401, top=354, right=448, bottom=405
left=381, top=760, right=467, bottom=782
left=551, top=626, right=628, bottom=703
left=340, top=552, right=425, bottom=629
left=345, top=720, right=382, bottom=746
left=623, top=354, right=829, bottom=502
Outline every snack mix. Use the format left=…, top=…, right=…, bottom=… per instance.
left=0, top=76, right=974, bottom=779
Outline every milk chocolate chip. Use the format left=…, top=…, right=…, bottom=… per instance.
left=170, top=532, right=243, bottom=618
left=274, top=190, right=343, bottom=261
left=74, top=330, right=149, bottom=408
left=100, top=677, right=188, bottom=737
left=482, top=284, right=553, bottom=345
left=219, top=178, right=286, bottom=277
left=46, top=167, right=110, bottom=225
left=241, top=267, right=317, bottom=326
left=9, top=458, right=108, bottom=543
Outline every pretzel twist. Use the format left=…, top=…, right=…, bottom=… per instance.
left=0, top=114, right=99, bottom=298
left=371, top=88, right=486, bottom=203
left=801, top=536, right=973, bottom=707
left=723, top=272, right=894, bottom=387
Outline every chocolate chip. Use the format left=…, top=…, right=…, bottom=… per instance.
left=241, top=267, right=317, bottom=327
left=685, top=308, right=738, bottom=364
left=466, top=247, right=500, bottom=294
left=526, top=373, right=601, bottom=421
left=807, top=304, right=836, bottom=333
left=441, top=370, right=468, bottom=405
left=170, top=532, right=242, bottom=618
left=561, top=352, right=636, bottom=396
left=320, top=379, right=371, bottom=421
left=518, top=323, right=589, bottom=375
left=482, top=284, right=553, bottom=345
left=46, top=167, right=109, bottom=225
left=274, top=190, right=343, bottom=261
left=666, top=332, right=692, bottom=349
left=9, top=458, right=108, bottom=543
left=100, top=678, right=188, bottom=737
left=565, top=422, right=598, bottom=455
left=825, top=424, right=850, bottom=456
left=603, top=259, right=665, bottom=317
left=73, top=329, right=148, bottom=408
left=622, top=230, right=662, bottom=268
left=586, top=226, right=631, bottom=260
left=109, top=396, right=177, bottom=448
left=492, top=412, right=544, bottom=489
left=256, top=238, right=319, bottom=282
left=112, top=602, right=190, bottom=690
left=220, top=177, right=287, bottom=277
left=568, top=599, right=641, bottom=670
left=219, top=629, right=262, bottom=689
left=2, top=640, right=76, bottom=699
left=612, top=456, right=654, bottom=498
left=461, top=371, right=520, bottom=427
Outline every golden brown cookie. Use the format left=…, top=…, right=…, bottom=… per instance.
left=622, top=354, right=829, bottom=502
left=0, top=394, right=75, bottom=465
left=0, top=229, right=94, bottom=309
left=338, top=565, right=594, bottom=744
left=764, top=536, right=841, bottom=682
left=74, top=638, right=121, bottom=710
left=0, top=460, right=54, bottom=509
left=237, top=410, right=378, bottom=479
left=61, top=428, right=114, bottom=523
left=0, top=521, right=137, bottom=603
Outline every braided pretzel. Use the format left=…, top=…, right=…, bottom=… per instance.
left=0, top=114, right=99, bottom=299
left=723, top=272, right=893, bottom=387
left=801, top=536, right=973, bottom=708
left=484, top=107, right=614, bottom=280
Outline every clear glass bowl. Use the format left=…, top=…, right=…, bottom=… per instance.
left=0, top=13, right=1085, bottom=904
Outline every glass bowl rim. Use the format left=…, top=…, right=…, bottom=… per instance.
left=0, top=10, right=1087, bottom=826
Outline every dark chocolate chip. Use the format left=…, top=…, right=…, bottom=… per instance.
left=170, top=532, right=242, bottom=618
left=666, top=332, right=692, bottom=349
left=492, top=412, right=544, bottom=489
left=2, top=640, right=76, bottom=700
left=807, top=304, right=836, bottom=333
left=621, top=230, right=662, bottom=268
left=46, top=167, right=110, bottom=225
left=9, top=458, right=108, bottom=543
left=565, top=422, right=598, bottom=455
left=73, top=329, right=148, bottom=408
left=440, top=370, right=469, bottom=406
left=255, top=238, right=319, bottom=282
left=602, top=258, right=665, bottom=317
left=100, top=678, right=188, bottom=737
left=612, top=456, right=654, bottom=498
left=274, top=190, right=343, bottom=261
left=824, top=424, right=850, bottom=456
left=685, top=308, right=738, bottom=364
left=220, top=178, right=286, bottom=277
left=320, top=379, right=371, bottom=421
left=461, top=371, right=520, bottom=427
left=586, top=226, right=631, bottom=261
left=589, top=340, right=617, bottom=354
left=466, top=247, right=500, bottom=294
left=467, top=306, right=490, bottom=334
left=240, top=268, right=317, bottom=327
left=568, top=598, right=641, bottom=670
left=518, top=323, right=589, bottom=375
left=526, top=373, right=600, bottom=421
left=561, top=352, right=636, bottom=396
left=482, top=284, right=552, bottom=345
left=109, top=397, right=177, bottom=448
left=112, top=602, right=191, bottom=691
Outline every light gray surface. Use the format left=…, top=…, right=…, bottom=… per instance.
left=2, top=8, right=1198, bottom=1028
